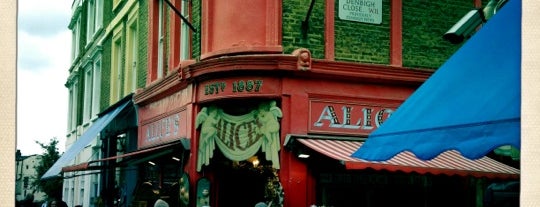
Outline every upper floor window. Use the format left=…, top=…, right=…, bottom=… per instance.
left=71, top=17, right=81, bottom=61
left=92, top=57, right=102, bottom=118
left=83, top=63, right=93, bottom=123
left=68, top=87, right=73, bottom=131
left=67, top=77, right=79, bottom=132
left=86, top=0, right=104, bottom=44
left=157, top=0, right=165, bottom=79
left=180, top=0, right=190, bottom=61
left=125, top=8, right=139, bottom=94
left=111, top=27, right=123, bottom=103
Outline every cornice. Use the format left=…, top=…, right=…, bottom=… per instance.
left=133, top=69, right=186, bottom=106
left=183, top=54, right=433, bottom=85
left=135, top=54, right=433, bottom=106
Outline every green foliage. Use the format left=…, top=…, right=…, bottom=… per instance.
left=32, top=137, right=64, bottom=200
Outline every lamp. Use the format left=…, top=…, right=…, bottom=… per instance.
left=247, top=156, right=260, bottom=167
left=297, top=148, right=310, bottom=159
left=298, top=153, right=310, bottom=159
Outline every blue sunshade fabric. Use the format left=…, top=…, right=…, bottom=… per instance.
left=41, top=101, right=131, bottom=180
left=352, top=0, right=521, bottom=161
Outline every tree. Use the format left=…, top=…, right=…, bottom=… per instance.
left=32, top=137, right=64, bottom=200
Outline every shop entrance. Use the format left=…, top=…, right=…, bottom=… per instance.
left=217, top=166, right=266, bottom=207
left=214, top=152, right=273, bottom=207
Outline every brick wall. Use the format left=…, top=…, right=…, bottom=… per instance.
left=192, top=0, right=201, bottom=59
left=282, top=0, right=326, bottom=59
left=282, top=0, right=487, bottom=69
left=334, top=0, right=391, bottom=64
left=402, top=0, right=473, bottom=69
left=138, top=0, right=149, bottom=89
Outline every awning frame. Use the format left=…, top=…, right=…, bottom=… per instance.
left=61, top=140, right=190, bottom=173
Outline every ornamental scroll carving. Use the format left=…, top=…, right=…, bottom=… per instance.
left=195, top=100, right=283, bottom=171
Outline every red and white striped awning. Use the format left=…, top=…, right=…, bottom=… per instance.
left=293, top=138, right=519, bottom=179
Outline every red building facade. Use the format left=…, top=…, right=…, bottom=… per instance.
left=132, top=0, right=518, bottom=206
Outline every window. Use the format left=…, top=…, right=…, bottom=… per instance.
left=180, top=0, right=190, bottom=61
left=157, top=0, right=165, bottom=79
left=95, top=0, right=103, bottom=31
left=68, top=87, right=73, bottom=131
left=71, top=17, right=81, bottom=61
left=68, top=79, right=79, bottom=131
left=92, top=57, right=102, bottom=119
left=125, top=9, right=139, bottom=94
left=87, top=0, right=104, bottom=44
left=111, top=28, right=123, bottom=103
left=83, top=64, right=93, bottom=123
left=73, top=80, right=79, bottom=130
left=87, top=0, right=95, bottom=42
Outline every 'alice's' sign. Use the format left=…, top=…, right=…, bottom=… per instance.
left=309, top=100, right=395, bottom=135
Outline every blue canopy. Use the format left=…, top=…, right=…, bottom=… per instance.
left=352, top=0, right=521, bottom=161
left=41, top=100, right=131, bottom=179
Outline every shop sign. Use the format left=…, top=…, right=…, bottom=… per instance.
left=139, top=110, right=188, bottom=148
left=198, top=77, right=279, bottom=102
left=138, top=89, right=190, bottom=148
left=338, top=0, right=382, bottom=24
left=309, top=100, right=396, bottom=135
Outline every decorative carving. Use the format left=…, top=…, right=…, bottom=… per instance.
left=292, top=48, right=312, bottom=71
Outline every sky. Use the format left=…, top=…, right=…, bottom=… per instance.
left=17, top=0, right=73, bottom=156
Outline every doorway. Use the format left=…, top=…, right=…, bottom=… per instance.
left=213, top=151, right=274, bottom=207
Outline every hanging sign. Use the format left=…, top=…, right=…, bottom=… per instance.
left=338, top=0, right=382, bottom=24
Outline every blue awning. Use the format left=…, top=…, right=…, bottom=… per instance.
left=352, top=0, right=521, bottom=161
left=41, top=100, right=131, bottom=180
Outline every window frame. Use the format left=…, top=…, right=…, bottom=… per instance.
left=157, top=0, right=165, bottom=79
left=91, top=56, right=102, bottom=120
left=82, top=62, right=93, bottom=124
left=111, top=26, right=124, bottom=103
left=180, top=0, right=190, bottom=61
left=125, top=7, right=139, bottom=94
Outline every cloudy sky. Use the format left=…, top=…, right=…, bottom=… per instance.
left=17, top=0, right=72, bottom=155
